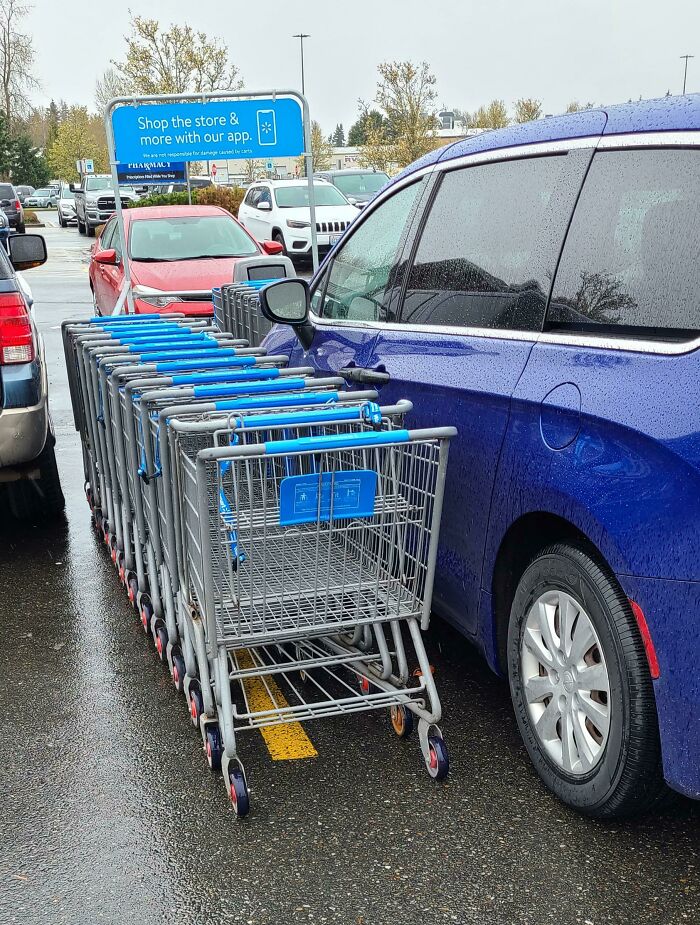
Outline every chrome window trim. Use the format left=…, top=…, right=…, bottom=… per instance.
left=597, top=130, right=700, bottom=149
left=309, top=310, right=700, bottom=356
left=311, top=131, right=700, bottom=357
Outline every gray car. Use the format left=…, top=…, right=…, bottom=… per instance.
left=0, top=234, right=64, bottom=519
left=313, top=169, right=390, bottom=208
left=0, top=182, right=25, bottom=232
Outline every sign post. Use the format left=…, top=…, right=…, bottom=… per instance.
left=105, top=90, right=317, bottom=314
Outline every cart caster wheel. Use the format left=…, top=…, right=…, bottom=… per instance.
left=228, top=767, right=250, bottom=817
left=425, top=736, right=449, bottom=781
left=390, top=704, right=414, bottom=739
left=359, top=675, right=372, bottom=695
left=140, top=599, right=153, bottom=633
left=189, top=685, right=204, bottom=727
left=94, top=511, right=103, bottom=532
left=118, top=556, right=125, bottom=583
left=205, top=726, right=223, bottom=772
left=155, top=624, right=168, bottom=661
left=172, top=652, right=186, bottom=693
left=102, top=522, right=110, bottom=544
left=127, top=577, right=138, bottom=607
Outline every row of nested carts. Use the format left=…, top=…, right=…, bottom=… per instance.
left=62, top=281, right=456, bottom=817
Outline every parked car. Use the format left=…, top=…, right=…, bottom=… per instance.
left=72, top=174, right=139, bottom=237
left=150, top=176, right=213, bottom=196
left=0, top=182, right=25, bottom=232
left=238, top=179, right=359, bottom=262
left=15, top=185, right=35, bottom=204
left=314, top=168, right=390, bottom=207
left=57, top=185, right=77, bottom=227
left=0, top=233, right=64, bottom=519
left=88, top=204, right=284, bottom=316
left=25, top=187, right=57, bottom=209
left=258, top=94, right=700, bottom=819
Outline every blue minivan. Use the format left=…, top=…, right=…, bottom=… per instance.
left=259, top=95, right=700, bottom=818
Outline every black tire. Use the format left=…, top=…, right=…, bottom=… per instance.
left=5, top=437, right=65, bottom=521
left=86, top=222, right=95, bottom=238
left=272, top=231, right=287, bottom=255
left=77, top=215, right=85, bottom=235
left=16, top=221, right=25, bottom=234
left=58, top=214, right=66, bottom=228
left=507, top=542, right=667, bottom=819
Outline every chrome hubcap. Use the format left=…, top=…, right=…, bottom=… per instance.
left=521, top=589, right=611, bottom=775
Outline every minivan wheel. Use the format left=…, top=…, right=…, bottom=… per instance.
left=507, top=542, right=667, bottom=819
left=16, top=221, right=25, bottom=234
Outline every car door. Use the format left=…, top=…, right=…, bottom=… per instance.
left=241, top=186, right=271, bottom=240
left=94, top=217, right=124, bottom=315
left=291, top=176, right=430, bottom=381
left=91, top=218, right=117, bottom=311
left=360, top=149, right=597, bottom=638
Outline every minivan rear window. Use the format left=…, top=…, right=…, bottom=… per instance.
left=0, top=184, right=14, bottom=199
left=547, top=148, right=700, bottom=339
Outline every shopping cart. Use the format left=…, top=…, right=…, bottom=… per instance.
left=216, top=281, right=276, bottom=346
left=178, top=423, right=455, bottom=814
left=153, top=395, right=405, bottom=684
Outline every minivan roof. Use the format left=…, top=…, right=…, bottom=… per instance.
left=397, top=93, right=700, bottom=182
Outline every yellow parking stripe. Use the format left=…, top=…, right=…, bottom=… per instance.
left=237, top=649, right=317, bottom=760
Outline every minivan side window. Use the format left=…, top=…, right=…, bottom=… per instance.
left=547, top=148, right=700, bottom=338
left=401, top=151, right=592, bottom=331
left=319, top=179, right=425, bottom=322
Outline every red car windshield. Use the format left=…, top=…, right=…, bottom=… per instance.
left=130, top=215, right=259, bottom=262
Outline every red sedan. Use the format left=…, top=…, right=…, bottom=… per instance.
left=88, top=204, right=283, bottom=316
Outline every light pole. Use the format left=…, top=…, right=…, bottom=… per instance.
left=293, top=33, right=310, bottom=96
left=680, top=54, right=694, bottom=94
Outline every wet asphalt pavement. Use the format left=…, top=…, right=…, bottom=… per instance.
left=0, top=219, right=698, bottom=925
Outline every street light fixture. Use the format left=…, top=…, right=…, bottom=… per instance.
left=680, top=54, right=694, bottom=94
left=293, top=33, right=310, bottom=96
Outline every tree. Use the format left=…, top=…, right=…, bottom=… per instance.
left=565, top=101, right=596, bottom=113
left=47, top=106, right=109, bottom=181
left=362, top=60, right=438, bottom=168
left=297, top=120, right=333, bottom=175
left=8, top=133, right=49, bottom=186
left=243, top=158, right=264, bottom=182
left=356, top=115, right=394, bottom=173
left=514, top=98, right=542, bottom=123
left=348, top=109, right=386, bottom=146
left=331, top=123, right=345, bottom=146
left=0, top=0, right=39, bottom=131
left=469, top=100, right=509, bottom=129
left=95, top=67, right=129, bottom=113
left=0, top=109, right=12, bottom=176
left=112, top=15, right=243, bottom=95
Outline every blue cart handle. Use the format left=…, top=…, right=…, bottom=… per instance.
left=156, top=355, right=256, bottom=373
left=194, top=376, right=305, bottom=398
left=264, top=429, right=411, bottom=454
left=212, top=390, right=340, bottom=412
left=171, top=367, right=279, bottom=386
left=230, top=401, right=382, bottom=431
left=138, top=348, right=242, bottom=362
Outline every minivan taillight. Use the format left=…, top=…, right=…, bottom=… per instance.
left=0, top=292, right=34, bottom=364
left=14, top=199, right=20, bottom=211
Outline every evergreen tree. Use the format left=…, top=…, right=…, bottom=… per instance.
left=9, top=134, right=50, bottom=187
left=332, top=123, right=345, bottom=146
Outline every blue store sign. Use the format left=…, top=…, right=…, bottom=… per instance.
left=111, top=98, right=304, bottom=164
left=116, top=161, right=187, bottom=185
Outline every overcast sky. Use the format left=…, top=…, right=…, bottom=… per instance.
left=26, top=0, right=698, bottom=131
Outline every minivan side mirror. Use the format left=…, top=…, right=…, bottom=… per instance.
left=262, top=239, right=284, bottom=256
left=259, top=279, right=309, bottom=324
left=8, top=233, right=47, bottom=271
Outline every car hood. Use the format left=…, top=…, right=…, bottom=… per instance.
left=129, top=256, right=245, bottom=293
left=280, top=204, right=360, bottom=223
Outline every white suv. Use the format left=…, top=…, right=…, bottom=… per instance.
left=238, top=179, right=359, bottom=261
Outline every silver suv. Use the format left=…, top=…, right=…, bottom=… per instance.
left=0, top=234, right=64, bottom=519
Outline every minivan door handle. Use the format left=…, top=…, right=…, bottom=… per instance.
left=338, top=366, right=390, bottom=385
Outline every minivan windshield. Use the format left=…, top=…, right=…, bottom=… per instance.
left=130, top=215, right=258, bottom=261
left=274, top=184, right=349, bottom=208
left=332, top=173, right=389, bottom=196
